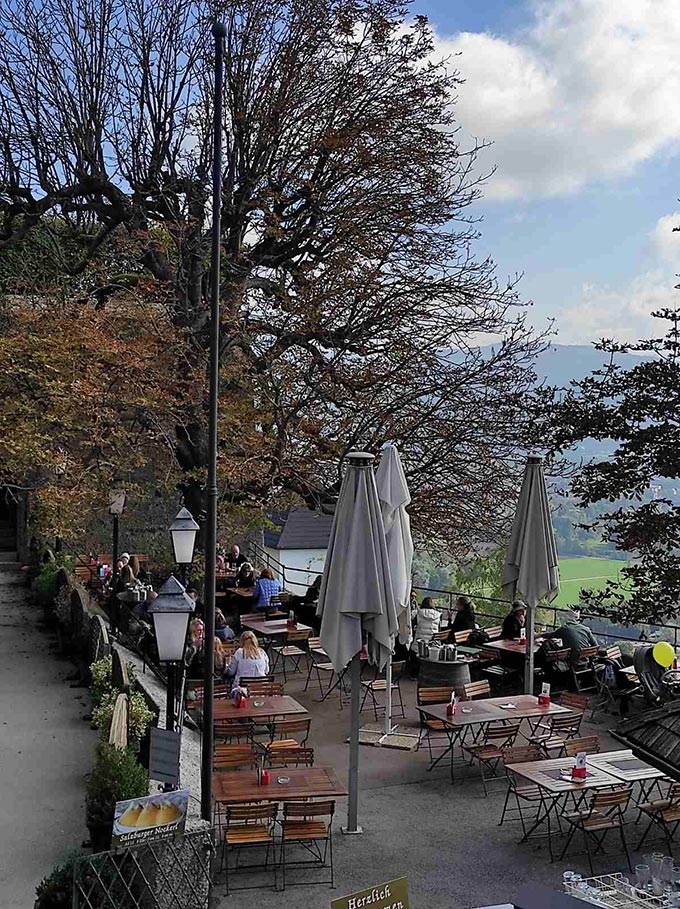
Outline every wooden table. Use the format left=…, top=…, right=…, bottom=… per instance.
left=483, top=639, right=544, bottom=657
left=588, top=749, right=666, bottom=805
left=216, top=587, right=255, bottom=599
left=506, top=754, right=624, bottom=859
left=210, top=695, right=308, bottom=721
left=213, top=766, right=346, bottom=805
left=241, top=617, right=313, bottom=637
left=419, top=695, right=571, bottom=781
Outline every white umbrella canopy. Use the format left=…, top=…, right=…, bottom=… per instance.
left=375, top=444, right=414, bottom=737
left=317, top=450, right=399, bottom=832
left=502, top=454, right=560, bottom=693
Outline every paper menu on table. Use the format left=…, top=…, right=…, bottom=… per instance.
left=575, top=751, right=587, bottom=770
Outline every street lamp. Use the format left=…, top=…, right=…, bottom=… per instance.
left=169, top=507, right=199, bottom=585
left=148, top=575, right=195, bottom=738
left=108, top=488, right=126, bottom=635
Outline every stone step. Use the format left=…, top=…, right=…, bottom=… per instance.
left=0, top=551, right=19, bottom=564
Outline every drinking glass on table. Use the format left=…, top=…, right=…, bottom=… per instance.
left=635, top=864, right=650, bottom=890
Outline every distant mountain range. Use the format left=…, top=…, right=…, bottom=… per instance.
left=532, top=344, right=646, bottom=388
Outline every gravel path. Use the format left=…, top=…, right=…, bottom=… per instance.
left=0, top=557, right=97, bottom=908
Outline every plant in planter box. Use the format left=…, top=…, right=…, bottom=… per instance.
left=34, top=850, right=82, bottom=909
left=85, top=743, right=148, bottom=852
left=89, top=655, right=137, bottom=706
left=92, top=690, right=153, bottom=744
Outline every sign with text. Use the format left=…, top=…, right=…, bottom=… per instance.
left=112, top=789, right=189, bottom=847
left=149, top=727, right=181, bottom=786
left=331, top=878, right=409, bottom=909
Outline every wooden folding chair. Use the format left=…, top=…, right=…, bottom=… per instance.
left=271, top=629, right=311, bottom=680
left=527, top=708, right=586, bottom=756
left=213, top=744, right=260, bottom=772
left=499, top=745, right=549, bottom=837
left=559, top=788, right=633, bottom=874
left=564, top=735, right=600, bottom=757
left=572, top=646, right=599, bottom=694
left=484, top=626, right=503, bottom=641
left=243, top=680, right=284, bottom=697
left=222, top=803, right=278, bottom=894
left=214, top=718, right=254, bottom=744
left=267, top=746, right=315, bottom=768
left=637, top=781, right=680, bottom=853
left=281, top=800, right=335, bottom=890
left=360, top=661, right=406, bottom=721
left=259, top=717, right=311, bottom=759
left=416, top=686, right=455, bottom=760
left=463, top=680, right=491, bottom=701
left=462, top=721, right=522, bottom=796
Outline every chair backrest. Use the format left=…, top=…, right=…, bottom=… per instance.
left=484, top=626, right=503, bottom=641
left=268, top=747, right=315, bottom=767
left=245, top=680, right=284, bottom=696
left=417, top=686, right=454, bottom=707
left=285, top=629, right=311, bottom=645
left=239, top=674, right=275, bottom=684
left=227, top=803, right=277, bottom=825
left=550, top=712, right=584, bottom=734
left=604, top=646, right=623, bottom=662
left=577, top=646, right=599, bottom=662
left=308, top=637, right=325, bottom=651
left=213, top=745, right=259, bottom=771
left=283, top=800, right=334, bottom=820
left=454, top=629, right=471, bottom=644
left=485, top=722, right=521, bottom=745
left=667, top=781, right=680, bottom=804
left=559, top=692, right=589, bottom=712
left=564, top=735, right=600, bottom=756
left=271, top=716, right=311, bottom=738
left=214, top=719, right=254, bottom=739
left=591, top=787, right=631, bottom=814
left=480, top=647, right=500, bottom=663
left=463, top=680, right=491, bottom=701
left=432, top=629, right=449, bottom=642
left=545, top=648, right=571, bottom=665
left=502, top=744, right=542, bottom=767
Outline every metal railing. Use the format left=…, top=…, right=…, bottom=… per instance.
left=245, top=542, right=680, bottom=652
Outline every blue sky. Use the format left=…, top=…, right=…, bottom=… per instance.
left=410, top=0, right=680, bottom=344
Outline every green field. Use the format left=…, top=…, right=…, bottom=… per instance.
left=554, top=556, right=629, bottom=607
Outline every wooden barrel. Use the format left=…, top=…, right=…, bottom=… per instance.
left=418, top=657, right=471, bottom=690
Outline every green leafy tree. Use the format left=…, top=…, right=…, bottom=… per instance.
left=540, top=309, right=680, bottom=623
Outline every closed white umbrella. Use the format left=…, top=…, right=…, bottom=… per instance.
left=502, top=454, right=560, bottom=693
left=317, top=451, right=399, bottom=833
left=375, top=443, right=413, bottom=737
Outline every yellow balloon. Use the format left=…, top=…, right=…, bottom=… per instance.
left=653, top=641, right=675, bottom=669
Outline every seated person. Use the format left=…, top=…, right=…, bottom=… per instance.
left=225, top=630, right=270, bottom=686
left=447, top=595, right=476, bottom=640
left=501, top=601, right=526, bottom=640
left=226, top=544, right=247, bottom=570
left=410, top=597, right=441, bottom=650
left=236, top=562, right=256, bottom=588
left=543, top=610, right=597, bottom=660
left=215, top=608, right=235, bottom=643
left=288, top=575, right=322, bottom=627
left=214, top=637, right=228, bottom=676
left=252, top=567, right=282, bottom=612
left=216, top=554, right=226, bottom=571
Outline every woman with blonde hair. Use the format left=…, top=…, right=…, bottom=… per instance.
left=225, top=630, right=270, bottom=686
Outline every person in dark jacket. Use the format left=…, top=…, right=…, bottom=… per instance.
left=501, top=601, right=526, bottom=640
left=447, top=596, right=476, bottom=641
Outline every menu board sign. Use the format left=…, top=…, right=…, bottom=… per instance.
left=112, top=789, right=189, bottom=847
left=331, top=878, right=409, bottom=909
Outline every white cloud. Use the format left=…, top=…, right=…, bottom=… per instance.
left=436, top=0, right=680, bottom=200
left=652, top=212, right=680, bottom=264
left=556, top=211, right=680, bottom=343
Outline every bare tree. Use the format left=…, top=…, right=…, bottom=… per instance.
left=0, top=0, right=547, bottom=553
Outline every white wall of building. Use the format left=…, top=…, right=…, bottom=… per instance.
left=262, top=547, right=327, bottom=594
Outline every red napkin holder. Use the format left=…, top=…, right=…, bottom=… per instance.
left=239, top=696, right=247, bottom=708
left=261, top=770, right=271, bottom=785
left=286, top=619, right=297, bottom=629
left=446, top=702, right=456, bottom=716
left=538, top=693, right=551, bottom=706
left=571, top=765, right=586, bottom=780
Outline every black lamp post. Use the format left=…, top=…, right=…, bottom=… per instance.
left=148, top=575, right=195, bottom=741
left=201, top=17, right=226, bottom=825
left=108, top=488, right=126, bottom=635
left=169, top=507, right=199, bottom=586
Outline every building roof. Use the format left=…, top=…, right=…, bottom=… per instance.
left=615, top=701, right=680, bottom=780
left=265, top=508, right=334, bottom=551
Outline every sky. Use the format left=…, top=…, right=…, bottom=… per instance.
left=411, top=0, right=680, bottom=345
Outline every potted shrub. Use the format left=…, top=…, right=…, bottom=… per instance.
left=34, top=851, right=82, bottom=909
left=85, top=744, right=148, bottom=853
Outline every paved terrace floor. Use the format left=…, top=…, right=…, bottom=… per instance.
left=0, top=557, right=97, bottom=909
left=212, top=662, right=657, bottom=909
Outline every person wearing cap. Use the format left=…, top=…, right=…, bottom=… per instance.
left=543, top=610, right=597, bottom=659
left=501, top=601, right=526, bottom=640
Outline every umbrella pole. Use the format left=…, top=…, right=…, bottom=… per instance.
left=343, top=653, right=363, bottom=835
left=383, top=654, right=393, bottom=736
left=524, top=603, right=536, bottom=694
